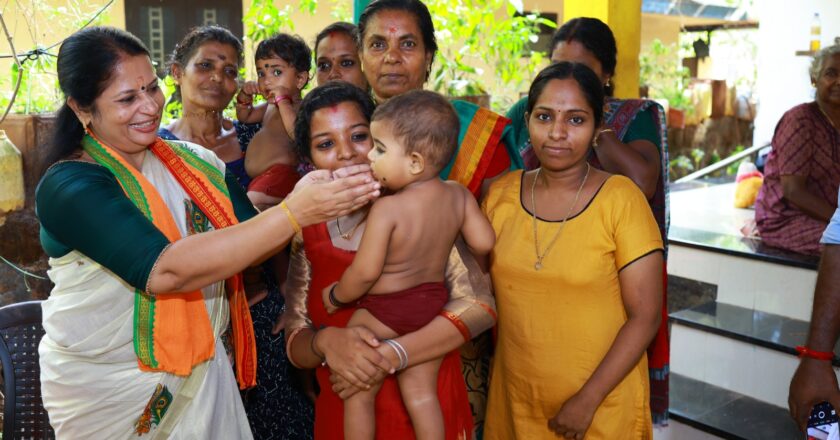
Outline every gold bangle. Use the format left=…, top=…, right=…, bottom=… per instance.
left=593, top=128, right=615, bottom=148
left=280, top=200, right=302, bottom=233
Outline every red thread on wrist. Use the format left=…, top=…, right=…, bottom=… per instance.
left=796, top=345, right=835, bottom=361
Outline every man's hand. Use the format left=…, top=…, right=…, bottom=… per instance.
left=789, top=357, right=840, bottom=432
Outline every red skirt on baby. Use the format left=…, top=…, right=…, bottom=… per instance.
left=356, top=282, right=448, bottom=335
left=247, top=163, right=300, bottom=198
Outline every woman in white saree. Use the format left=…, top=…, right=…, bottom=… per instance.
left=36, top=26, right=380, bottom=439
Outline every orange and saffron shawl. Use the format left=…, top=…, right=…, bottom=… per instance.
left=81, top=132, right=257, bottom=389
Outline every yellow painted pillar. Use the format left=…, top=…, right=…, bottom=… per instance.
left=564, top=0, right=641, bottom=99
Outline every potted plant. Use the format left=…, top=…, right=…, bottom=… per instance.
left=639, top=39, right=694, bottom=128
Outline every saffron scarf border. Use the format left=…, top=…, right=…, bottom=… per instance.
left=81, top=133, right=256, bottom=387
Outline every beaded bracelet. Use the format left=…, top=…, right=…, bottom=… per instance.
left=796, top=345, right=835, bottom=361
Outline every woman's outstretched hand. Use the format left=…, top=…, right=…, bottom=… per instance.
left=284, top=164, right=380, bottom=228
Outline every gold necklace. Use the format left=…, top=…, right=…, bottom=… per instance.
left=336, top=211, right=368, bottom=240
left=530, top=163, right=590, bottom=271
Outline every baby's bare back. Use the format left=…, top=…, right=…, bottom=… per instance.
left=244, top=106, right=297, bottom=178
left=369, top=179, right=468, bottom=295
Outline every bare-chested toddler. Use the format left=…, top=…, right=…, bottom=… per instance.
left=322, top=90, right=495, bottom=440
left=236, top=33, right=309, bottom=210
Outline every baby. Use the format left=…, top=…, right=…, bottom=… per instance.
left=236, top=33, right=310, bottom=209
left=323, top=90, right=495, bottom=439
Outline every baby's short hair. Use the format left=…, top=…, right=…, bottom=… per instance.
left=255, top=33, right=311, bottom=73
left=372, top=90, right=459, bottom=173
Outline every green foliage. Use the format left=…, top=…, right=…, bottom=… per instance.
left=330, top=1, right=353, bottom=22
left=726, top=145, right=746, bottom=175
left=669, top=155, right=694, bottom=180
left=639, top=39, right=693, bottom=112
left=1, top=0, right=111, bottom=115
left=160, top=76, right=181, bottom=125
left=690, top=148, right=705, bottom=170
left=425, top=0, right=554, bottom=104
left=0, top=50, right=60, bottom=114
left=241, top=0, right=551, bottom=111
left=244, top=0, right=296, bottom=45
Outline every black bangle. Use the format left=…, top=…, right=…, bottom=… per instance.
left=328, top=284, right=352, bottom=308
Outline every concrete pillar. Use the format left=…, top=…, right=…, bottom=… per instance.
left=564, top=0, right=642, bottom=99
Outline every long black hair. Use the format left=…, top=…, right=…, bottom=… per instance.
left=357, top=0, right=438, bottom=80
left=526, top=62, right=606, bottom=130
left=294, top=81, right=375, bottom=162
left=551, top=17, right=617, bottom=96
left=44, top=26, right=149, bottom=174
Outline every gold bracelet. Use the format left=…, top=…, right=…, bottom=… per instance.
left=593, top=128, right=615, bottom=148
left=280, top=200, right=302, bottom=233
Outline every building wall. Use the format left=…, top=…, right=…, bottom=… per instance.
left=754, top=0, right=840, bottom=146
left=641, top=13, right=681, bottom=49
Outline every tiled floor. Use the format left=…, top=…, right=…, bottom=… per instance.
left=670, top=182, right=754, bottom=236
left=653, top=421, right=723, bottom=439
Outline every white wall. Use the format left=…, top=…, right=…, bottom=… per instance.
left=754, top=0, right=840, bottom=146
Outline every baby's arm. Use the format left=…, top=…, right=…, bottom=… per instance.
left=235, top=81, right=267, bottom=123
left=323, top=200, right=396, bottom=313
left=273, top=88, right=297, bottom=140
left=458, top=184, right=495, bottom=258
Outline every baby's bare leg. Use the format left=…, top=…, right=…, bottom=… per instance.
left=343, top=380, right=382, bottom=440
left=343, top=309, right=397, bottom=440
left=397, top=357, right=444, bottom=440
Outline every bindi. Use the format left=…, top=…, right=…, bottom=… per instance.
left=388, top=26, right=397, bottom=35
left=328, top=104, right=340, bottom=113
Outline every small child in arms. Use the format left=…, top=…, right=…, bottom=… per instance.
left=236, top=33, right=310, bottom=210
left=322, top=90, right=495, bottom=440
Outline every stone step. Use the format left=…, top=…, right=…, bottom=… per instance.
left=668, top=231, right=818, bottom=321
left=670, top=373, right=801, bottom=440
left=670, top=301, right=840, bottom=365
left=670, top=304, right=840, bottom=407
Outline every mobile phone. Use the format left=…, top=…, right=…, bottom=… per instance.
left=808, top=402, right=840, bottom=440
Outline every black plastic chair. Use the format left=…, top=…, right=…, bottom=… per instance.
left=0, top=301, right=54, bottom=439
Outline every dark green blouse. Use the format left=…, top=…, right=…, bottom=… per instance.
left=36, top=161, right=258, bottom=291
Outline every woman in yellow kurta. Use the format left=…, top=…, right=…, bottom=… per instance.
left=483, top=62, right=664, bottom=440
